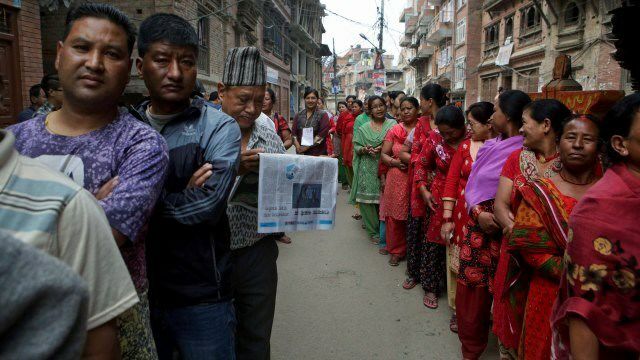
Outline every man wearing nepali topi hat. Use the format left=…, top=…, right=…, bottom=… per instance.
left=219, top=46, right=286, bottom=360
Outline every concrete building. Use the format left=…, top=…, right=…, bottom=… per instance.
left=399, top=0, right=483, bottom=108
left=288, top=0, right=331, bottom=115
left=333, top=45, right=395, bottom=100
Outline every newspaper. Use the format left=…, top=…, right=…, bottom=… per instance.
left=257, top=153, right=338, bottom=233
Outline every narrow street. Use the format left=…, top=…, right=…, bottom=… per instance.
left=272, top=188, right=499, bottom=359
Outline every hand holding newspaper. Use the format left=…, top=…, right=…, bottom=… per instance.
left=257, top=153, right=338, bottom=233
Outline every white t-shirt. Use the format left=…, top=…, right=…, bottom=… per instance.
left=0, top=144, right=138, bottom=330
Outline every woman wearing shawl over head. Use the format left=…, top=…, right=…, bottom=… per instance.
left=463, top=90, right=531, bottom=359
left=380, top=98, right=419, bottom=266
left=439, top=102, right=496, bottom=347
left=551, top=94, right=640, bottom=360
left=507, top=113, right=602, bottom=360
left=492, top=99, right=570, bottom=357
left=400, top=85, right=442, bottom=296
left=349, top=96, right=396, bottom=245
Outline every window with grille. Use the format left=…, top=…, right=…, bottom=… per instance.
left=481, top=76, right=498, bottom=102
left=197, top=9, right=210, bottom=74
left=564, top=2, right=581, bottom=26
left=520, top=6, right=541, bottom=35
left=454, top=56, right=465, bottom=90
left=516, top=68, right=540, bottom=93
left=504, top=16, right=514, bottom=41
left=457, top=0, right=466, bottom=9
left=456, top=18, right=466, bottom=44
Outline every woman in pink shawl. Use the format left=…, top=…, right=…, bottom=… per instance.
left=551, top=93, right=640, bottom=359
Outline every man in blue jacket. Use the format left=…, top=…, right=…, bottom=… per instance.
left=135, top=13, right=241, bottom=359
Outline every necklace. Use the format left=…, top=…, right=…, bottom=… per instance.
left=559, top=169, right=596, bottom=186
left=538, top=151, right=559, bottom=164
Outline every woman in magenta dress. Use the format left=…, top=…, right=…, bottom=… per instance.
left=413, top=106, right=468, bottom=309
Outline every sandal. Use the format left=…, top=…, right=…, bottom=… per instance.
left=389, top=254, right=400, bottom=266
left=449, top=314, right=458, bottom=333
left=423, top=294, right=438, bottom=309
left=370, top=237, right=380, bottom=244
left=277, top=235, right=292, bottom=244
left=378, top=248, right=389, bottom=255
left=352, top=214, right=362, bottom=220
left=402, top=278, right=417, bottom=290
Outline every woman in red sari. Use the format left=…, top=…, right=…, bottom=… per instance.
left=414, top=106, right=468, bottom=309
left=380, top=98, right=418, bottom=266
left=439, top=102, right=495, bottom=354
left=508, top=114, right=602, bottom=360
left=400, top=85, right=444, bottom=292
left=552, top=94, right=640, bottom=359
left=338, top=100, right=363, bottom=188
left=493, top=99, right=571, bottom=357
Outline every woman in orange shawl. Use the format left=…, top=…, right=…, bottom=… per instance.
left=552, top=94, right=640, bottom=359
left=507, top=114, right=602, bottom=360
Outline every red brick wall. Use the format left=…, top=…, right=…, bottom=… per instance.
left=0, top=0, right=43, bottom=108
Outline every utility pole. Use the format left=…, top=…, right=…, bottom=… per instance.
left=332, top=38, right=338, bottom=113
left=378, top=0, right=384, bottom=55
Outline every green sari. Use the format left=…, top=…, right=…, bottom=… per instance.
left=354, top=113, right=371, bottom=131
left=349, top=118, right=396, bottom=204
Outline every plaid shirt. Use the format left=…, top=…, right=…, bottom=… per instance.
left=34, top=101, right=55, bottom=117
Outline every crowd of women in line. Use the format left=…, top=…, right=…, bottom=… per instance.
left=329, top=84, right=639, bottom=360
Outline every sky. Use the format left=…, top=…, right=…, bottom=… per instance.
left=321, top=0, right=406, bottom=66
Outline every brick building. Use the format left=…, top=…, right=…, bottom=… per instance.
left=398, top=0, right=631, bottom=107
left=0, top=0, right=43, bottom=126
left=0, top=0, right=329, bottom=126
left=478, top=0, right=630, bottom=101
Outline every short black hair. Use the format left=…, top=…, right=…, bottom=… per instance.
left=389, top=90, right=406, bottom=102
left=40, top=74, right=60, bottom=98
left=138, top=13, right=198, bottom=58
left=435, top=105, right=466, bottom=130
left=498, top=90, right=531, bottom=129
left=304, top=88, right=319, bottom=99
left=346, top=95, right=357, bottom=102
left=210, top=91, right=219, bottom=101
left=28, top=84, right=42, bottom=99
left=523, top=99, right=572, bottom=135
left=603, top=93, right=640, bottom=163
left=338, top=101, right=348, bottom=108
left=64, top=3, right=137, bottom=55
left=367, top=95, right=386, bottom=111
left=353, top=99, right=364, bottom=109
left=400, top=96, right=419, bottom=110
left=465, top=101, right=494, bottom=125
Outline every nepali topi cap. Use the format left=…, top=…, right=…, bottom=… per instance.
left=222, top=46, right=266, bottom=86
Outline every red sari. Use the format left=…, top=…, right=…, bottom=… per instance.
left=492, top=149, right=562, bottom=350
left=409, top=116, right=433, bottom=218
left=442, top=138, right=475, bottom=247
left=507, top=178, right=577, bottom=360
left=381, top=124, right=410, bottom=256
left=552, top=163, right=640, bottom=359
left=414, top=130, right=460, bottom=245
left=339, top=112, right=356, bottom=167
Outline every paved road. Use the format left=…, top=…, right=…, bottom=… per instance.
left=271, top=188, right=499, bottom=359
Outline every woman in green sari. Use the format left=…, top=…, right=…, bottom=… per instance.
left=349, top=95, right=396, bottom=243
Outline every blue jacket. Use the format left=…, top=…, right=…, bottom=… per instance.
left=135, top=99, right=241, bottom=305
